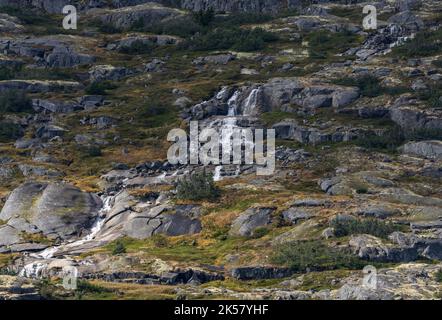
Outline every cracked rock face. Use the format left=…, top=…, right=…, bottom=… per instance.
left=123, top=204, right=202, bottom=239
left=0, top=182, right=102, bottom=249
left=229, top=207, right=275, bottom=237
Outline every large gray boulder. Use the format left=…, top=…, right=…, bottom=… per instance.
left=229, top=207, right=275, bottom=237
left=45, top=46, right=95, bottom=68
left=97, top=3, right=185, bottom=31
left=89, top=65, right=133, bottom=82
left=0, top=182, right=102, bottom=243
left=388, top=10, right=424, bottom=32
left=400, top=141, right=442, bottom=160
left=123, top=204, right=202, bottom=239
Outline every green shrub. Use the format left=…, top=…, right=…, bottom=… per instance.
left=355, top=129, right=405, bottom=152
left=185, top=27, right=278, bottom=52
left=176, top=171, right=221, bottom=201
left=392, top=29, right=442, bottom=58
left=0, top=6, right=52, bottom=25
left=436, top=269, right=442, bottom=283
left=307, top=30, right=360, bottom=60
left=330, top=217, right=399, bottom=239
left=334, top=75, right=410, bottom=97
left=76, top=280, right=111, bottom=294
left=0, top=122, right=23, bottom=142
left=97, top=23, right=122, bottom=34
left=152, top=234, right=169, bottom=248
left=85, top=81, right=117, bottom=95
left=0, top=66, right=19, bottom=81
left=432, top=59, right=442, bottom=68
left=78, top=145, right=102, bottom=158
left=356, top=187, right=368, bottom=194
left=112, top=240, right=126, bottom=255
left=270, top=241, right=365, bottom=272
left=250, top=226, right=270, bottom=239
left=193, top=8, right=215, bottom=26
left=0, top=90, right=32, bottom=113
left=407, top=128, right=442, bottom=141
left=417, top=82, right=442, bottom=108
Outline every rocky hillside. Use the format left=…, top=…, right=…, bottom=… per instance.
left=0, top=0, right=441, bottom=300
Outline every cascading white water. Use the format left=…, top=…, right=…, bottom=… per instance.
left=19, top=195, right=114, bottom=278
left=242, top=88, right=260, bottom=116
left=213, top=165, right=223, bottom=182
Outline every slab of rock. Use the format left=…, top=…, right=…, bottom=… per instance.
left=123, top=204, right=202, bottom=239
left=0, top=182, right=102, bottom=243
left=282, top=208, right=313, bottom=225
left=400, top=141, right=442, bottom=160
left=89, top=65, right=133, bottom=82
left=96, top=3, right=185, bottom=31
left=357, top=205, right=401, bottom=219
left=231, top=266, right=293, bottom=280
left=45, top=46, right=95, bottom=68
left=0, top=80, right=82, bottom=93
left=229, top=207, right=275, bottom=237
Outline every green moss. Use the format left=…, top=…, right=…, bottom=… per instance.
left=20, top=232, right=55, bottom=246
left=104, top=237, right=250, bottom=265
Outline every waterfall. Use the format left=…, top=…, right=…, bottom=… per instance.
left=213, top=166, right=223, bottom=181
left=227, top=90, right=240, bottom=117
left=243, top=88, right=260, bottom=116
left=19, top=195, right=115, bottom=278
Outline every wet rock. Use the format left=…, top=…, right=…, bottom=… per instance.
left=229, top=207, right=275, bottom=237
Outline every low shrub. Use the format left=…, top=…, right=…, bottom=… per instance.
left=184, top=27, right=278, bottom=52
left=151, top=234, right=169, bottom=248
left=270, top=241, right=365, bottom=272
left=330, top=217, right=399, bottom=239
left=78, top=145, right=102, bottom=158
left=355, top=129, right=405, bottom=152
left=0, top=122, right=23, bottom=142
left=307, top=30, right=360, bottom=60
left=391, top=29, right=442, bottom=58
left=193, top=8, right=215, bottom=26
left=85, top=81, right=117, bottom=95
left=432, top=58, right=442, bottom=68
left=112, top=240, right=126, bottom=255
left=176, top=171, right=221, bottom=201
left=0, top=90, right=32, bottom=113
left=417, top=82, right=442, bottom=109
left=436, top=269, right=442, bottom=283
